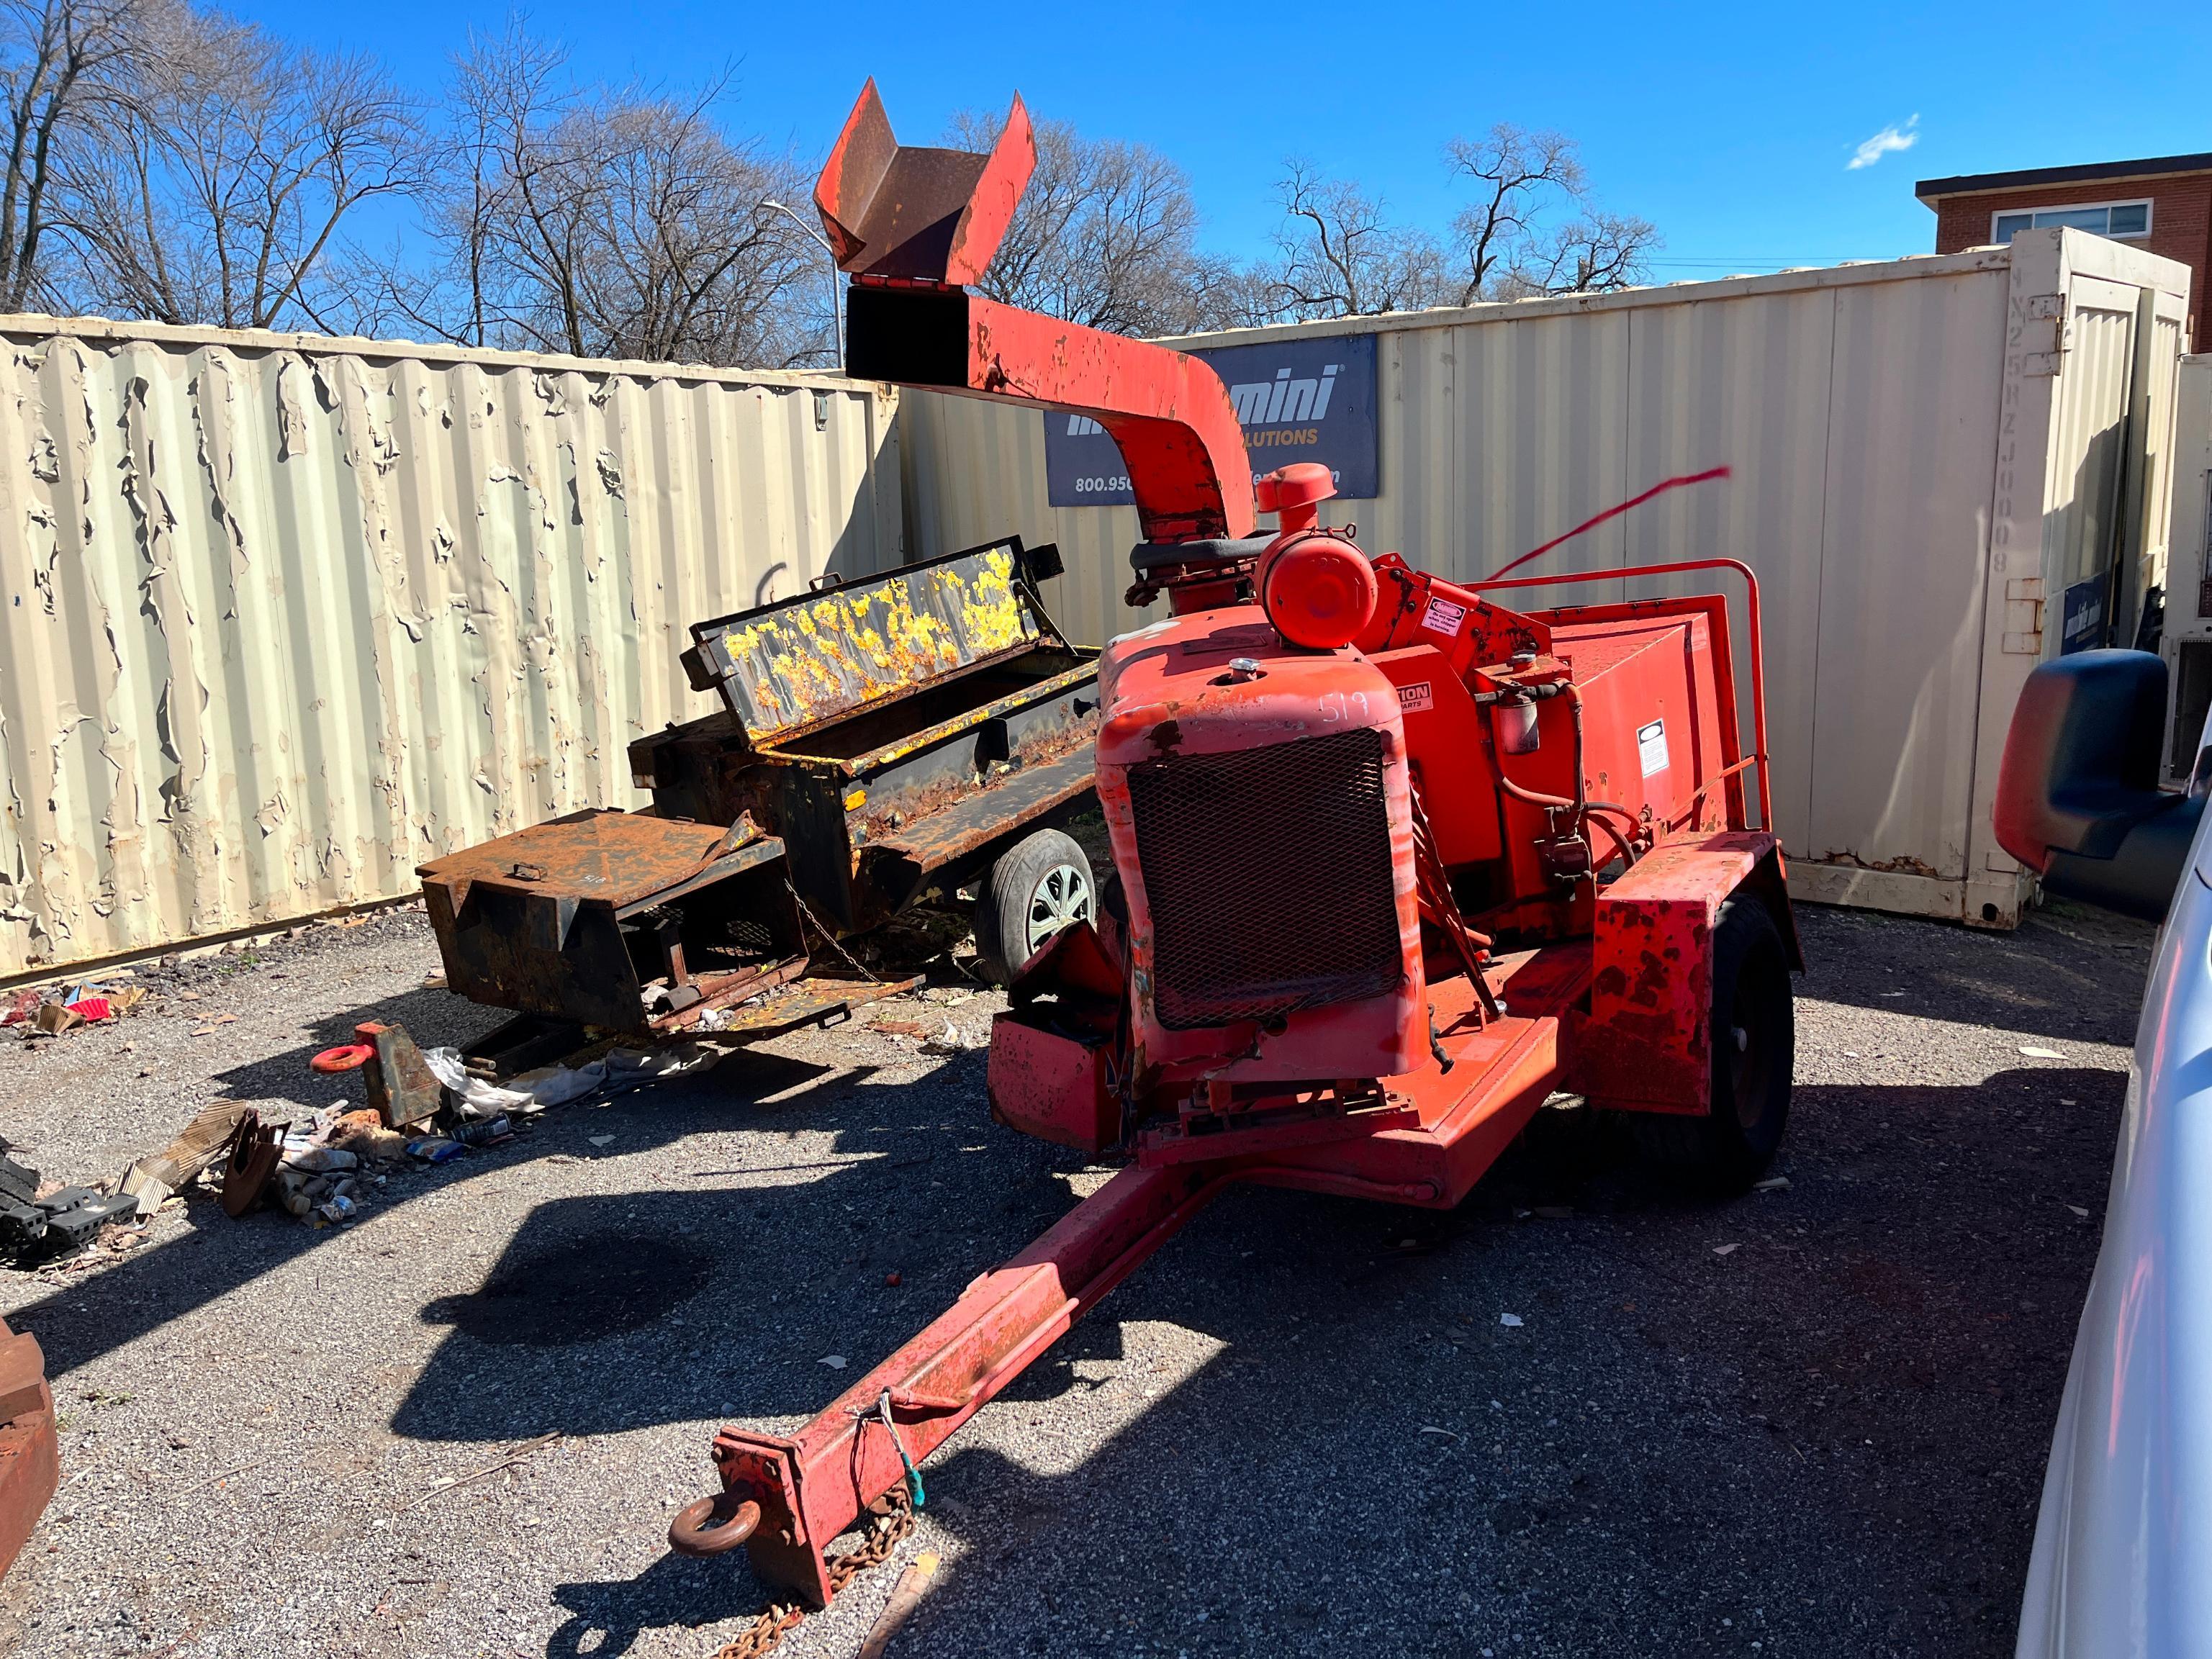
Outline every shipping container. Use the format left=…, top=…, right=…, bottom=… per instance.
left=0, top=317, right=903, bottom=979
left=900, top=228, right=2192, bottom=927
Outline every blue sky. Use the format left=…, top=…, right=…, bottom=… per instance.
left=238, top=0, right=2211, bottom=277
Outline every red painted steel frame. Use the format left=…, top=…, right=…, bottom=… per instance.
left=702, top=89, right=1798, bottom=1623
left=705, top=1162, right=1227, bottom=1607
left=1574, top=831, right=1777, bottom=1113
left=1476, top=559, right=1770, bottom=830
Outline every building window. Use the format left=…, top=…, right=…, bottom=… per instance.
left=1992, top=200, right=2153, bottom=243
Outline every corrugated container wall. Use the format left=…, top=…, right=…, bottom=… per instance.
left=902, top=230, right=2192, bottom=927
left=0, top=318, right=902, bottom=978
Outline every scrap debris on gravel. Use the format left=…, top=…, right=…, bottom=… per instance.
left=0, top=895, right=2153, bottom=1658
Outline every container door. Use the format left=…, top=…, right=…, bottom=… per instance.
left=1964, top=228, right=2192, bottom=926
left=2044, top=274, right=2141, bottom=656
left=2161, top=356, right=2212, bottom=782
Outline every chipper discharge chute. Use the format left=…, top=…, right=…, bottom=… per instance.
left=665, top=80, right=1804, bottom=1632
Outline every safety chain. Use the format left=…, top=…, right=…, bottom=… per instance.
left=710, top=1488, right=917, bottom=1659
left=782, top=875, right=882, bottom=985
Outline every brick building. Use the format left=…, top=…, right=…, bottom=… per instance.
left=1917, top=153, right=2211, bottom=341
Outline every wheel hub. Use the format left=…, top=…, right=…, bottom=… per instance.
left=1024, top=862, right=1093, bottom=955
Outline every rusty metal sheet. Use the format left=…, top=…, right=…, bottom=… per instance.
left=688, top=973, right=922, bottom=1040
left=0, top=1317, right=55, bottom=1584
left=859, top=743, right=1095, bottom=881
left=687, top=543, right=1044, bottom=749
left=415, top=809, right=780, bottom=914
left=416, top=808, right=807, bottom=1034
left=813, top=81, right=1031, bottom=286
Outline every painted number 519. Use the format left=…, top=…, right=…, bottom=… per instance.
left=1319, top=691, right=1370, bottom=723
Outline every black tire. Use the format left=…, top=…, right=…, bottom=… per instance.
left=1629, top=895, right=1794, bottom=1192
left=973, top=828, right=1096, bottom=985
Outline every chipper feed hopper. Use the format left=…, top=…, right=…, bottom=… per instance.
left=665, top=81, right=1804, bottom=1627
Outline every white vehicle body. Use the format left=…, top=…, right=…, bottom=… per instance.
left=2017, top=717, right=2212, bottom=1656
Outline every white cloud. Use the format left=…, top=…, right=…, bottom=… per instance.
left=1848, top=114, right=1920, bottom=170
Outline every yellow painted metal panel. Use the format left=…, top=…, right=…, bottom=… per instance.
left=0, top=317, right=900, bottom=977
left=692, top=543, right=1039, bottom=745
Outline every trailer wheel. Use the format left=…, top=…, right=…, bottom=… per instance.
left=974, top=828, right=1096, bottom=985
left=1630, top=895, right=1794, bottom=1191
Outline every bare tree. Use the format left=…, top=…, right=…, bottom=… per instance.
left=377, top=25, right=826, bottom=366
left=1262, top=160, right=1445, bottom=321
left=1443, top=124, right=1583, bottom=304
left=0, top=0, right=148, bottom=312
left=1181, top=251, right=1278, bottom=334
left=1440, top=124, right=1660, bottom=302
left=396, top=19, right=572, bottom=350
left=50, top=4, right=416, bottom=329
left=1508, top=209, right=1661, bottom=297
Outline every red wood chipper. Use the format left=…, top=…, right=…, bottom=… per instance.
left=667, top=82, right=1803, bottom=1624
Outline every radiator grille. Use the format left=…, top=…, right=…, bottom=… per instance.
left=1126, top=726, right=1404, bottom=1030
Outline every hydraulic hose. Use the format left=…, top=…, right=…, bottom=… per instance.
left=1489, top=684, right=1643, bottom=878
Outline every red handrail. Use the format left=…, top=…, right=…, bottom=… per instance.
left=1473, top=559, right=1771, bottom=832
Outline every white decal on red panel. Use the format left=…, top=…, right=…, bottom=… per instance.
left=1396, top=681, right=1435, bottom=713
left=1421, top=595, right=1466, bottom=636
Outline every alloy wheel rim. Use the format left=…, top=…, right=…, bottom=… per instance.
left=1024, top=863, right=1093, bottom=954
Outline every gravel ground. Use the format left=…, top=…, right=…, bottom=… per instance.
left=0, top=895, right=2152, bottom=1659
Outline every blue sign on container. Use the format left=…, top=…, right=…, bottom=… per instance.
left=1042, top=333, right=1379, bottom=507
left=2060, top=574, right=2108, bottom=655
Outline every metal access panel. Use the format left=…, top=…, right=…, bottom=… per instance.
left=682, top=539, right=1067, bottom=750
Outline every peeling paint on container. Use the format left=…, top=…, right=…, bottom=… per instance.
left=0, top=315, right=901, bottom=977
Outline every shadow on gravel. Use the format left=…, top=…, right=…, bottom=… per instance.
left=1789, top=900, right=2154, bottom=1034
left=515, top=1054, right=2131, bottom=1658
left=205, top=985, right=510, bottom=1118
left=390, top=1052, right=1096, bottom=1442
left=545, top=1550, right=759, bottom=1659
left=4, top=1039, right=895, bottom=1383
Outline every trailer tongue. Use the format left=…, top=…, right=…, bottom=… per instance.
left=667, top=80, right=1802, bottom=1637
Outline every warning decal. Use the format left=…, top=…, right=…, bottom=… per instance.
left=1421, top=595, right=1467, bottom=636
left=1637, top=718, right=1669, bottom=777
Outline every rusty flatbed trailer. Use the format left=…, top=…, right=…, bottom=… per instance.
left=419, top=536, right=1101, bottom=1047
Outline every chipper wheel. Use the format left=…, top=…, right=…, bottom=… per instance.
left=1628, top=894, right=1794, bottom=1191
left=973, top=828, right=1096, bottom=985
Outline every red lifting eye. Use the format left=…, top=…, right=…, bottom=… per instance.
left=1262, top=537, right=1377, bottom=650
left=310, top=1043, right=376, bottom=1074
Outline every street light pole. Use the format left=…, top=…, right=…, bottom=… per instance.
left=763, top=198, right=844, bottom=367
